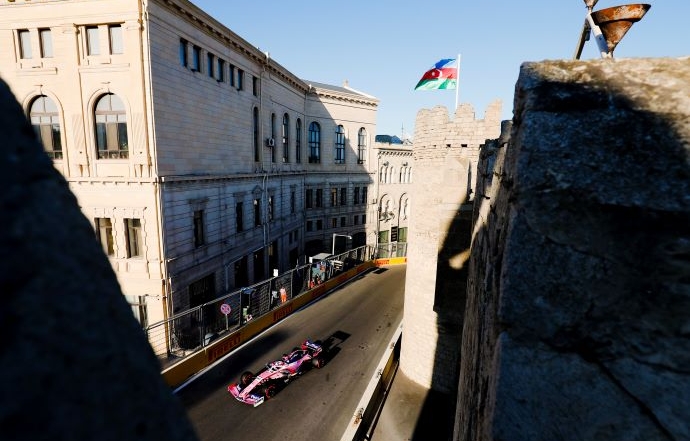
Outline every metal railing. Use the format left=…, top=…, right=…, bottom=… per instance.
left=147, top=244, right=406, bottom=369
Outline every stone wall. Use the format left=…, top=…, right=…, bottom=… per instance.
left=456, top=57, right=690, bottom=441
left=0, top=78, right=198, bottom=441
left=401, top=101, right=501, bottom=393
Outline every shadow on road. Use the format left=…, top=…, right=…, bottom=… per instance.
left=318, top=330, right=351, bottom=366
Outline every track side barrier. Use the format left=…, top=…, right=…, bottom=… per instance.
left=340, top=321, right=402, bottom=441
left=163, top=261, right=376, bottom=388
left=373, top=257, right=407, bottom=266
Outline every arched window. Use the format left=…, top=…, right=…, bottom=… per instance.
left=94, top=93, right=128, bottom=159
left=282, top=113, right=290, bottom=162
left=334, top=125, right=345, bottom=164
left=308, top=122, right=320, bottom=163
left=295, top=118, right=302, bottom=163
left=357, top=127, right=367, bottom=164
left=253, top=106, right=259, bottom=162
left=30, top=95, right=62, bottom=159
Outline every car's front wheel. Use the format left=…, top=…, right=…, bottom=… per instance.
left=240, top=371, right=254, bottom=386
left=264, top=383, right=277, bottom=399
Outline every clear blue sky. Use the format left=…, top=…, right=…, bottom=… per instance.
left=190, top=0, right=689, bottom=138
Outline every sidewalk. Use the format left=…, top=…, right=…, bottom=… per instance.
left=370, top=371, right=455, bottom=441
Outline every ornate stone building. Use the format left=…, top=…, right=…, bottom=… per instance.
left=0, top=0, right=377, bottom=327
left=371, top=136, right=413, bottom=255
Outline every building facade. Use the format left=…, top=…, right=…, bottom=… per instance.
left=371, top=136, right=413, bottom=256
left=0, top=0, right=377, bottom=329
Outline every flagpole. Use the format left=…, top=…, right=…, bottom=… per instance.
left=454, top=54, right=461, bottom=111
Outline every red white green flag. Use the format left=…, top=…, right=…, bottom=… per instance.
left=414, top=58, right=458, bottom=90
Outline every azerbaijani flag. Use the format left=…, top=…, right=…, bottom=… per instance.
left=414, top=58, right=458, bottom=90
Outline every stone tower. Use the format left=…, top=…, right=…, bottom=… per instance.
left=401, top=101, right=502, bottom=393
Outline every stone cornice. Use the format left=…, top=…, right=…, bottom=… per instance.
left=159, top=0, right=309, bottom=93
left=308, top=87, right=379, bottom=107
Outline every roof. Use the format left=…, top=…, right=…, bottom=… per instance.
left=375, top=135, right=404, bottom=144
left=303, top=80, right=377, bottom=101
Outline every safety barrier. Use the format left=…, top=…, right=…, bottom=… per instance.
left=340, top=321, right=402, bottom=441
left=162, top=260, right=377, bottom=388
left=159, top=244, right=407, bottom=388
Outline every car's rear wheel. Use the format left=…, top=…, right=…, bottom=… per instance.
left=312, top=357, right=324, bottom=368
left=240, top=371, right=254, bottom=386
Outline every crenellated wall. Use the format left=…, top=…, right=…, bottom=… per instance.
left=456, top=57, right=690, bottom=441
left=401, top=101, right=502, bottom=393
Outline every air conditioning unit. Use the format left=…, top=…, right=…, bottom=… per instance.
left=265, top=138, right=275, bottom=147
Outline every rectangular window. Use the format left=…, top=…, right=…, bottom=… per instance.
left=86, top=26, right=100, bottom=55
left=39, top=29, right=53, bottom=58
left=362, top=187, right=368, bottom=205
left=291, top=191, right=295, bottom=214
left=95, top=218, right=114, bottom=256
left=354, top=187, right=360, bottom=205
left=306, top=220, right=313, bottom=232
left=109, top=25, right=123, bottom=54
left=268, top=195, right=274, bottom=221
left=237, top=69, right=244, bottom=90
left=207, top=52, right=214, bottom=77
left=125, top=218, right=142, bottom=258
left=253, top=198, right=261, bottom=226
left=19, top=29, right=32, bottom=59
left=193, top=210, right=205, bottom=247
left=95, top=113, right=128, bottom=158
left=341, top=216, right=346, bottom=227
left=50, top=123, right=62, bottom=158
left=189, top=274, right=215, bottom=308
left=331, top=218, right=338, bottom=228
left=379, top=229, right=389, bottom=244
left=236, top=201, right=244, bottom=232
left=340, top=187, right=347, bottom=206
left=125, top=295, right=148, bottom=327
left=330, top=188, right=338, bottom=207
left=316, top=219, right=323, bottom=231
left=362, top=214, right=366, bottom=224
left=179, top=39, right=188, bottom=67
left=316, top=189, right=323, bottom=208
left=191, top=45, right=201, bottom=72
left=306, top=189, right=313, bottom=209
left=252, top=76, right=258, bottom=96
left=296, top=122, right=301, bottom=163
left=229, top=64, right=235, bottom=87
left=217, top=58, right=225, bottom=82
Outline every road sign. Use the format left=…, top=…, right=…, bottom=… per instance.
left=220, top=303, right=232, bottom=315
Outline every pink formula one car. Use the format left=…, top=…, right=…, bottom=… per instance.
left=227, top=339, right=325, bottom=407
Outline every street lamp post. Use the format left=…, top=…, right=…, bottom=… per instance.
left=332, top=233, right=352, bottom=255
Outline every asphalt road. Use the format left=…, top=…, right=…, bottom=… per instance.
left=175, top=265, right=406, bottom=441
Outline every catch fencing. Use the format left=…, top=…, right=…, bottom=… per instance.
left=146, top=243, right=404, bottom=369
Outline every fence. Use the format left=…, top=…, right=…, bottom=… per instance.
left=146, top=244, right=405, bottom=368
